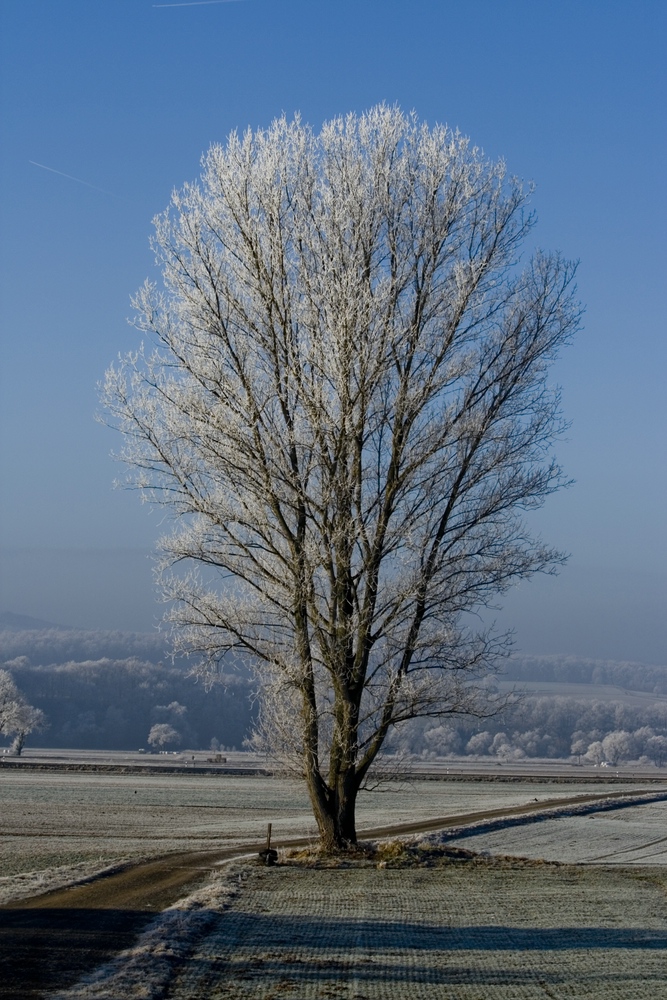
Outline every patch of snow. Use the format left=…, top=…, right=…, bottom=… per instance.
left=47, top=862, right=245, bottom=1000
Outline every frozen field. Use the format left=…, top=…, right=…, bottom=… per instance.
left=5, top=772, right=667, bottom=999
left=53, top=858, right=667, bottom=1000
left=443, top=796, right=667, bottom=864
left=0, top=770, right=654, bottom=903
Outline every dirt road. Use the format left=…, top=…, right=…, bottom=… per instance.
left=1, top=787, right=665, bottom=1000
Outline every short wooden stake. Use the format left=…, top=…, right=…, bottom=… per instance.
left=266, top=822, right=272, bottom=852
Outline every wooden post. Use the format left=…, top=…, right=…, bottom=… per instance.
left=266, top=822, right=272, bottom=852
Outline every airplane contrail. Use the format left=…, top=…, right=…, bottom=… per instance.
left=153, top=1, right=247, bottom=7
left=29, top=161, right=126, bottom=200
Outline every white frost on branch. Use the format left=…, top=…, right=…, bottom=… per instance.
left=0, top=669, right=46, bottom=755
left=103, top=105, right=581, bottom=846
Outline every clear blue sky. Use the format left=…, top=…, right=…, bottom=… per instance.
left=0, top=1, right=665, bottom=660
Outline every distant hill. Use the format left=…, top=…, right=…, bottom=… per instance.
left=3, top=656, right=254, bottom=752
left=0, top=625, right=171, bottom=665
left=0, top=623, right=254, bottom=752
left=0, top=612, right=70, bottom=631
left=505, top=653, right=667, bottom=696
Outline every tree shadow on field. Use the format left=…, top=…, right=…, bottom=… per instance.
left=2, top=907, right=665, bottom=997
left=215, top=912, right=667, bottom=953
left=167, top=910, right=667, bottom=992
left=0, top=907, right=154, bottom=1000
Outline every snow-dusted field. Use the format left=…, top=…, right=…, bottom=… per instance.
left=1, top=769, right=652, bottom=902
left=443, top=796, right=667, bottom=864
left=51, top=858, right=667, bottom=1000
left=1, top=770, right=642, bottom=866
left=0, top=771, right=314, bottom=901
left=5, top=771, right=667, bottom=998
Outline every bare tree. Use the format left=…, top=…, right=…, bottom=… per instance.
left=571, top=733, right=589, bottom=763
left=0, top=669, right=46, bottom=756
left=103, top=106, right=580, bottom=850
left=584, top=741, right=606, bottom=766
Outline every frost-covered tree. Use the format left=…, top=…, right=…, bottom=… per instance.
left=646, top=735, right=667, bottom=767
left=147, top=722, right=181, bottom=750
left=423, top=723, right=462, bottom=757
left=465, top=732, right=494, bottom=756
left=0, top=669, right=46, bottom=755
left=104, top=106, right=580, bottom=850
left=584, top=740, right=606, bottom=765
left=601, top=730, right=635, bottom=765
left=571, top=732, right=589, bottom=763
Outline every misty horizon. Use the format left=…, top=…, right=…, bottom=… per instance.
left=1, top=546, right=665, bottom=665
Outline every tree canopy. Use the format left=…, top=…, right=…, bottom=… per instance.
left=0, top=669, right=46, bottom=756
left=104, top=106, right=581, bottom=848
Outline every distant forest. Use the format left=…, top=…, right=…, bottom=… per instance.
left=2, top=623, right=667, bottom=763
left=0, top=626, right=253, bottom=752
left=503, top=653, right=667, bottom=696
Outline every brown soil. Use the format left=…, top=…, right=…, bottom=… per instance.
left=1, top=786, right=663, bottom=999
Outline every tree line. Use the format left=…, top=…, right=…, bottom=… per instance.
left=1, top=655, right=253, bottom=753
left=504, top=654, right=667, bottom=695
left=403, top=694, right=667, bottom=765
left=2, top=624, right=666, bottom=764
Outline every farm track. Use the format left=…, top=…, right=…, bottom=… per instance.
left=1, top=786, right=665, bottom=1000
left=586, top=831, right=667, bottom=862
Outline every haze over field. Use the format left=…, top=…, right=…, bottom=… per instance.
left=0, top=1, right=665, bottom=664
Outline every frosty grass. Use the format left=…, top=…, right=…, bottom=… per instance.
left=33, top=784, right=667, bottom=1000
left=6, top=773, right=667, bottom=998
left=2, top=770, right=650, bottom=902
left=442, top=796, right=667, bottom=864
left=49, top=853, right=667, bottom=1000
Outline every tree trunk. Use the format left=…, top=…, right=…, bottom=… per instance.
left=306, top=768, right=359, bottom=852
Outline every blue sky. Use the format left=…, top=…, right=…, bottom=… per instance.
left=0, top=0, right=665, bottom=659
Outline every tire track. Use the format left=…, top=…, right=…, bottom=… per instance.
left=586, top=831, right=667, bottom=863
